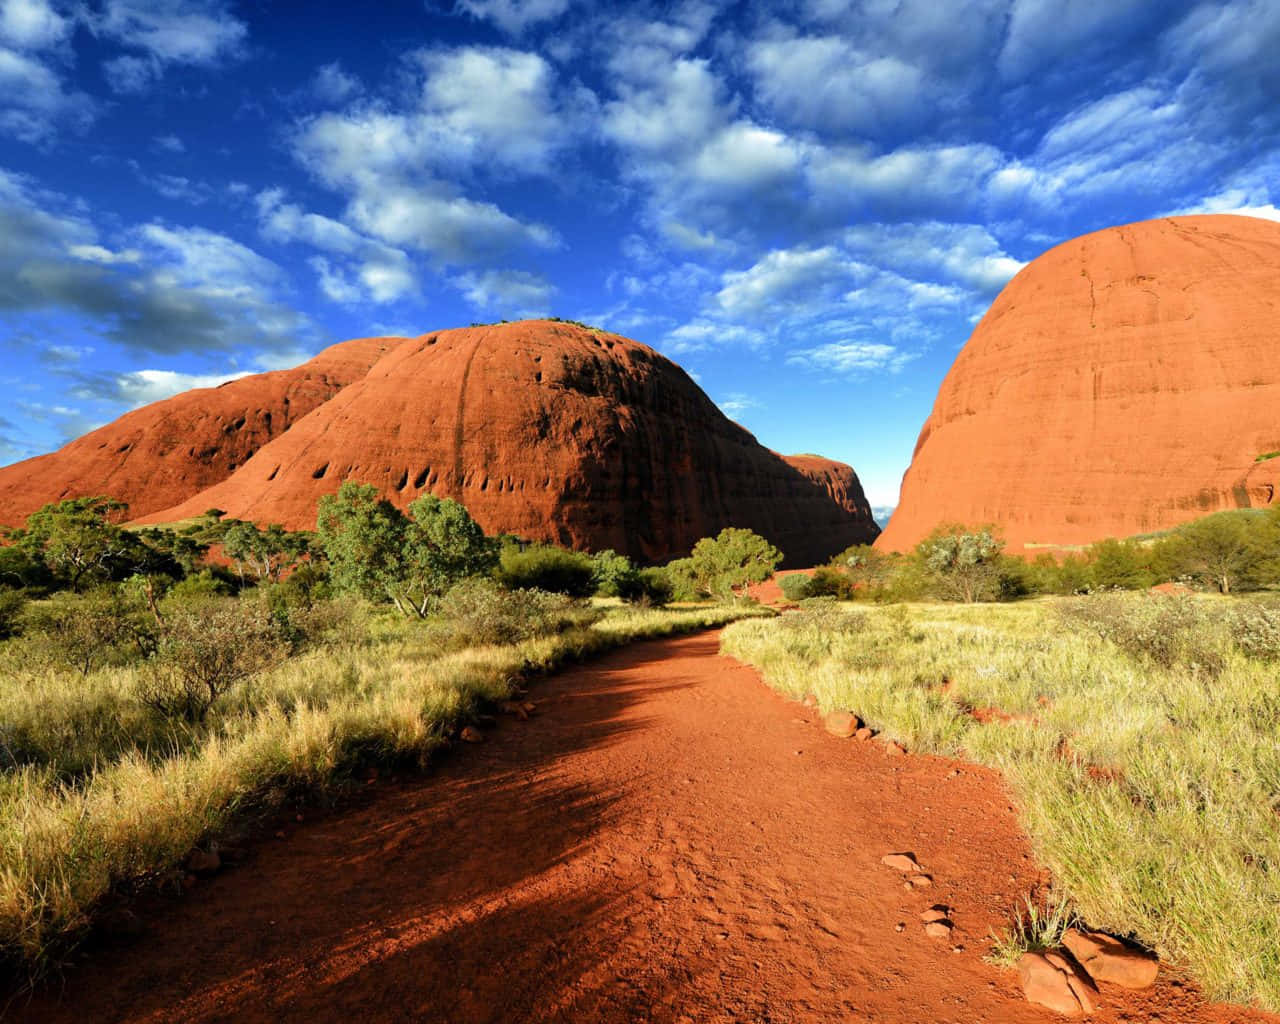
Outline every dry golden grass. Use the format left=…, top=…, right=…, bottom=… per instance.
left=721, top=595, right=1280, bottom=1010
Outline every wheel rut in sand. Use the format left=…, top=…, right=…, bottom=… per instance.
left=17, top=631, right=1277, bottom=1024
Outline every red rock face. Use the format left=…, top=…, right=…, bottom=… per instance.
left=0, top=336, right=403, bottom=526
left=877, top=214, right=1280, bottom=553
left=138, top=321, right=877, bottom=565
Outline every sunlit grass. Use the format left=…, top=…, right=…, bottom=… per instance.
left=721, top=596, right=1280, bottom=1010
left=0, top=600, right=765, bottom=972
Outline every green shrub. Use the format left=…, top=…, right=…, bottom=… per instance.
left=590, top=549, right=638, bottom=597
left=778, top=574, right=814, bottom=601
left=689, top=527, right=783, bottom=601
left=22, top=587, right=156, bottom=676
left=164, top=569, right=234, bottom=605
left=433, top=578, right=601, bottom=647
left=140, top=599, right=288, bottom=722
left=0, top=588, right=26, bottom=639
left=660, top=557, right=703, bottom=601
left=808, top=566, right=854, bottom=599
left=633, top=567, right=674, bottom=606
left=1226, top=602, right=1280, bottom=661
left=497, top=544, right=596, bottom=597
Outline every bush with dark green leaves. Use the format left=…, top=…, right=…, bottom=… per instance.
left=689, top=528, right=783, bottom=601
left=660, top=558, right=703, bottom=601
left=0, top=589, right=26, bottom=639
left=497, top=543, right=596, bottom=597
left=633, top=567, right=674, bottom=606
left=590, top=549, right=638, bottom=597
left=778, top=573, right=814, bottom=601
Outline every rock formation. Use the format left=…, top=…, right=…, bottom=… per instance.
left=5, top=319, right=875, bottom=564
left=877, top=214, right=1280, bottom=553
left=0, top=335, right=403, bottom=526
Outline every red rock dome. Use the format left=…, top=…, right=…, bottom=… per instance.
left=0, top=335, right=403, bottom=526
left=121, top=320, right=876, bottom=564
left=877, top=214, right=1280, bottom=553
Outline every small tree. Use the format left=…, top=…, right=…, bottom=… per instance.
left=1087, top=537, right=1157, bottom=590
left=918, top=526, right=1004, bottom=603
left=316, top=482, right=408, bottom=606
left=140, top=600, right=286, bottom=722
left=590, top=549, right=638, bottom=597
left=395, top=495, right=497, bottom=615
left=1164, top=511, right=1265, bottom=594
left=19, top=497, right=134, bottom=591
left=689, top=528, right=783, bottom=602
left=222, top=521, right=311, bottom=585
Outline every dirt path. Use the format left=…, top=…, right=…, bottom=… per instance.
left=16, top=632, right=1275, bottom=1023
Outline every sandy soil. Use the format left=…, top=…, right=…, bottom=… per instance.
left=13, top=632, right=1275, bottom=1023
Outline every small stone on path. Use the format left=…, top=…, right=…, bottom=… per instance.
left=1017, top=951, right=1098, bottom=1016
left=1063, top=927, right=1159, bottom=989
left=823, top=711, right=859, bottom=738
left=460, top=726, right=484, bottom=743
left=880, top=853, right=923, bottom=873
left=924, top=920, right=953, bottom=938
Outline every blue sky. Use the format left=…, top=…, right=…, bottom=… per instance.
left=1, top=0, right=1278, bottom=515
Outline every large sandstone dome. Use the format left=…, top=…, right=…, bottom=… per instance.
left=3, top=320, right=877, bottom=564
left=0, top=335, right=402, bottom=525
left=877, top=214, right=1280, bottom=553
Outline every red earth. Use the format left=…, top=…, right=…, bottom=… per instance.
left=135, top=321, right=877, bottom=566
left=878, top=214, right=1280, bottom=553
left=13, top=632, right=1273, bottom=1024
left=0, top=335, right=402, bottom=526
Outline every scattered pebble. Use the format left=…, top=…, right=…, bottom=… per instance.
left=907, top=874, right=933, bottom=888
left=920, top=907, right=949, bottom=923
left=894, top=922, right=905, bottom=933
left=881, top=853, right=923, bottom=873
left=460, top=726, right=484, bottom=743
left=823, top=711, right=860, bottom=738
left=855, top=726, right=874, bottom=740
left=924, top=920, right=953, bottom=939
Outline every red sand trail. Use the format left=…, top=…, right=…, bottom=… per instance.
left=15, top=632, right=1273, bottom=1023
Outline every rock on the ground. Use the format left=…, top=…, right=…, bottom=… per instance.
left=1017, top=951, right=1098, bottom=1016
left=459, top=726, right=484, bottom=743
left=881, top=853, right=923, bottom=872
left=920, top=907, right=949, bottom=922
left=855, top=726, right=873, bottom=740
left=924, top=920, right=953, bottom=938
left=1063, top=927, right=1159, bottom=989
left=824, top=711, right=860, bottom=737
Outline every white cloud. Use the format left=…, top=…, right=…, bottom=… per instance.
left=0, top=45, right=94, bottom=142
left=787, top=340, right=919, bottom=377
left=312, top=61, right=359, bottom=103
left=113, top=367, right=253, bottom=407
left=455, top=0, right=570, bottom=34
left=102, top=53, right=153, bottom=93
left=0, top=0, right=70, bottom=49
left=747, top=33, right=928, bottom=135
left=93, top=0, right=246, bottom=65
left=291, top=46, right=569, bottom=264
left=716, top=392, right=761, bottom=418
left=68, top=243, right=141, bottom=264
left=716, top=246, right=861, bottom=317
left=455, top=267, right=555, bottom=312
left=842, top=222, right=1024, bottom=294
left=998, top=0, right=1153, bottom=79
left=153, top=133, right=184, bottom=152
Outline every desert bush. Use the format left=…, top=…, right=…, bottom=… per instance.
left=590, top=549, right=638, bottom=597
left=1160, top=510, right=1271, bottom=594
left=23, top=588, right=156, bottom=676
left=0, top=588, right=26, bottom=639
left=778, top=573, right=813, bottom=601
left=630, top=567, right=674, bottom=606
left=690, top=527, right=783, bottom=601
left=497, top=544, right=596, bottom=597
left=164, top=569, right=234, bottom=605
left=139, top=600, right=288, bottom=722
left=1086, top=537, right=1159, bottom=590
left=434, top=578, right=601, bottom=647
left=918, top=526, right=1004, bottom=602
left=808, top=566, right=855, bottom=599
left=1057, top=593, right=1228, bottom=673
left=659, top=558, right=703, bottom=601
left=1225, top=601, right=1280, bottom=661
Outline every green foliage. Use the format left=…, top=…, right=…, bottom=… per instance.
left=689, top=527, right=783, bottom=601
left=139, top=599, right=288, bottom=722
left=432, top=578, right=601, bottom=647
left=918, top=525, right=1004, bottom=602
left=987, top=895, right=1079, bottom=967
left=497, top=543, right=596, bottom=597
left=778, top=573, right=814, bottom=601
left=22, top=587, right=156, bottom=676
left=316, top=482, right=496, bottom=615
left=0, top=588, right=26, bottom=639
left=316, top=481, right=408, bottom=605
left=221, top=521, right=310, bottom=584
left=832, top=543, right=893, bottom=590
left=164, top=569, right=235, bottom=604
left=660, top=557, right=703, bottom=601
left=1085, top=537, right=1158, bottom=590
left=18, top=497, right=143, bottom=591
left=1058, top=594, right=1228, bottom=675
left=590, top=549, right=638, bottom=597
left=633, top=566, right=674, bottom=605
left=1159, top=510, right=1272, bottom=594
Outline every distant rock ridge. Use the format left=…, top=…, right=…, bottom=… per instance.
left=3, top=320, right=878, bottom=565
left=877, top=214, right=1280, bottom=553
left=0, top=335, right=403, bottom=526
